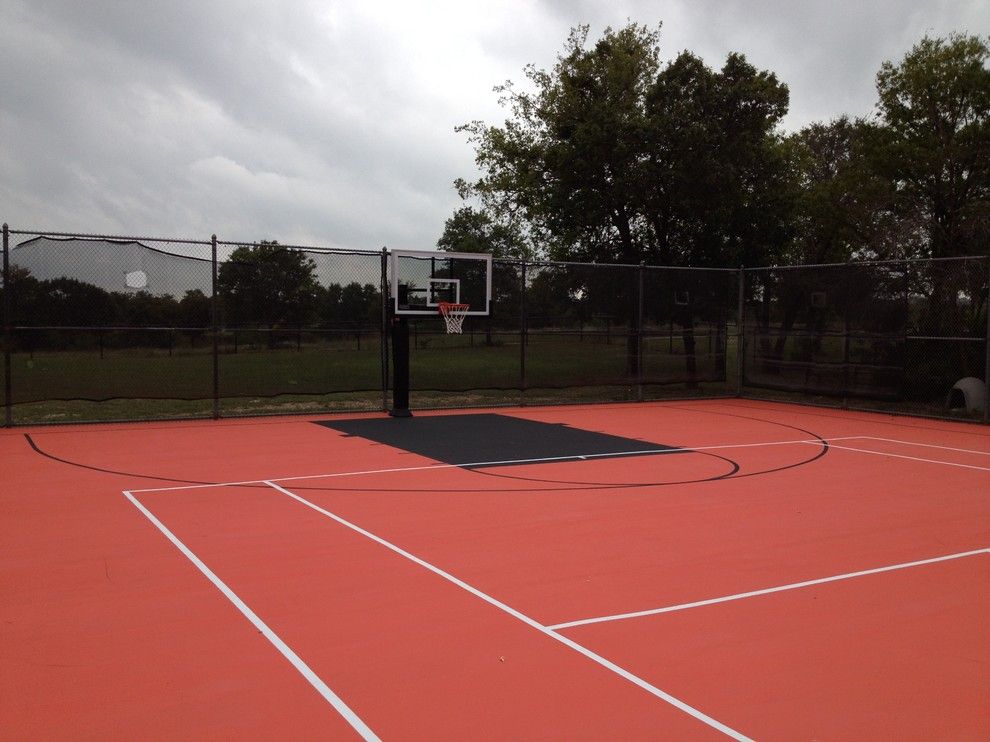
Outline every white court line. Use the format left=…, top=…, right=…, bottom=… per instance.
left=804, top=441, right=990, bottom=471
left=549, top=548, right=990, bottom=631
left=264, top=481, right=753, bottom=742
left=129, top=436, right=861, bottom=494
left=861, top=436, right=990, bottom=456
left=122, top=490, right=380, bottom=742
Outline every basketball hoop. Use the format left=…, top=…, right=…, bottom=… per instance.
left=438, top=302, right=470, bottom=334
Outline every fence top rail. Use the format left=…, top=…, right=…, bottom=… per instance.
left=11, top=324, right=381, bottom=332
left=524, top=259, right=645, bottom=269
left=495, top=258, right=739, bottom=271
left=13, top=325, right=216, bottom=332
left=216, top=239, right=383, bottom=257
left=642, top=264, right=738, bottom=273
left=744, top=254, right=989, bottom=271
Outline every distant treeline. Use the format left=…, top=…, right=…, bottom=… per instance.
left=2, top=261, right=382, bottom=330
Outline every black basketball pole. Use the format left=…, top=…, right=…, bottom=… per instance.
left=3, top=223, right=11, bottom=428
left=211, top=234, right=220, bottom=420
left=380, top=247, right=389, bottom=412
left=389, top=315, right=412, bottom=417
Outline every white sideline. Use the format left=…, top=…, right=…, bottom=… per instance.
left=128, top=436, right=860, bottom=494
left=861, top=436, right=990, bottom=456
left=264, top=481, right=753, bottom=741
left=803, top=441, right=990, bottom=471
left=122, top=490, right=380, bottom=742
left=548, top=548, right=990, bottom=631
left=113, top=434, right=990, bottom=496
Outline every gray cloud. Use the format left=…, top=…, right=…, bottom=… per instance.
left=1, top=0, right=987, bottom=250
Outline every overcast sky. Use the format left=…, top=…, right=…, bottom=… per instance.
left=1, top=0, right=987, bottom=251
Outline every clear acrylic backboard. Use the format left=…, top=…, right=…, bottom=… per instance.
left=390, top=250, right=492, bottom=316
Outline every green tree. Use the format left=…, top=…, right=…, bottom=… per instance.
left=217, top=241, right=320, bottom=329
left=459, top=24, right=661, bottom=264
left=177, top=289, right=211, bottom=346
left=177, top=289, right=210, bottom=328
left=458, top=24, right=791, bottom=268
left=39, top=277, right=121, bottom=327
left=320, top=283, right=344, bottom=326
left=644, top=51, right=791, bottom=268
left=437, top=206, right=531, bottom=259
left=114, top=290, right=182, bottom=347
left=120, top=291, right=180, bottom=327
left=873, top=34, right=990, bottom=259
left=780, top=116, right=919, bottom=265
left=458, top=24, right=790, bottom=380
left=1, top=265, right=42, bottom=324
left=871, top=34, right=989, bottom=366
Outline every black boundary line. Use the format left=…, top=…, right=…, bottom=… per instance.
left=707, top=398, right=990, bottom=437
left=467, top=449, right=740, bottom=489
left=22, top=431, right=736, bottom=494
left=23, top=401, right=828, bottom=493
left=664, top=402, right=831, bottom=477
left=291, top=451, right=741, bottom=494
left=23, top=434, right=218, bottom=486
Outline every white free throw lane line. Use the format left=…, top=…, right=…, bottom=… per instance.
left=122, top=490, right=380, bottom=742
left=802, top=441, right=990, bottom=471
left=129, top=436, right=863, bottom=494
left=548, top=548, right=990, bottom=631
left=264, top=481, right=753, bottom=742
left=861, top=436, right=990, bottom=456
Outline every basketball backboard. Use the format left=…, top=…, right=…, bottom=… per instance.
left=390, top=250, right=492, bottom=316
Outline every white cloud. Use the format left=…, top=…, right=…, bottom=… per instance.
left=1, top=0, right=987, bottom=247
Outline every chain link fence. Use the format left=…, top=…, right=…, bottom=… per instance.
left=741, top=257, right=989, bottom=420
left=0, top=229, right=388, bottom=422
left=3, top=230, right=216, bottom=423
left=214, top=239, right=387, bottom=416
left=2, top=224, right=987, bottom=425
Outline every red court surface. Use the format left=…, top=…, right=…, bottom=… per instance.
left=2, top=399, right=988, bottom=740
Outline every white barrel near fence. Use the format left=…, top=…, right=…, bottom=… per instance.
left=947, top=376, right=987, bottom=414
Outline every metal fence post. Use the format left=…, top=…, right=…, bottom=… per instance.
left=211, top=234, right=220, bottom=419
left=3, top=223, right=11, bottom=427
left=637, top=262, right=644, bottom=401
left=737, top=266, right=745, bottom=396
left=520, top=261, right=527, bottom=405
left=985, top=256, right=990, bottom=423
left=842, top=311, right=851, bottom=409
left=381, top=246, right=389, bottom=412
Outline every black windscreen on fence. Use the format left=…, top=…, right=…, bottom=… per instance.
left=902, top=258, right=989, bottom=414
left=641, top=266, right=736, bottom=396
left=1, top=226, right=986, bottom=425
left=742, top=257, right=988, bottom=417
left=743, top=263, right=908, bottom=401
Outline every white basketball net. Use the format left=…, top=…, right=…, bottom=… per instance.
left=438, top=302, right=470, bottom=334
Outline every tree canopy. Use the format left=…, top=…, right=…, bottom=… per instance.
left=874, top=33, right=990, bottom=259
left=217, top=241, right=321, bottom=327
left=451, top=24, right=990, bottom=267
left=436, top=206, right=531, bottom=259
left=455, top=24, right=791, bottom=267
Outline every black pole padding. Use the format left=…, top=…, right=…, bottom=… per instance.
left=389, top=316, right=412, bottom=417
